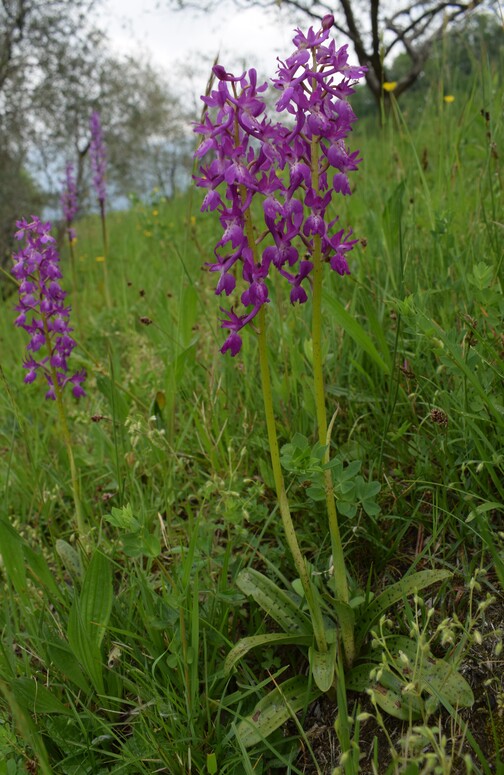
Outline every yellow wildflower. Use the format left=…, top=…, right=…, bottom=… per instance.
left=444, top=95, right=455, bottom=103
left=96, top=256, right=105, bottom=263
left=383, top=81, right=397, bottom=92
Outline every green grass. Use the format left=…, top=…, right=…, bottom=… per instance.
left=0, top=59, right=503, bottom=774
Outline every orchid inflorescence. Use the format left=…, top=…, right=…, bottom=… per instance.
left=194, top=15, right=366, bottom=355
left=89, top=110, right=107, bottom=208
left=12, top=216, right=86, bottom=400
left=60, top=161, right=78, bottom=243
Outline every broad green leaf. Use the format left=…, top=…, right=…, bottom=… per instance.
left=225, top=633, right=312, bottom=675
left=142, top=532, right=161, bottom=558
left=347, top=634, right=473, bottom=720
left=10, top=677, right=73, bottom=716
left=346, top=664, right=424, bottom=720
left=104, top=504, right=140, bottom=532
left=237, top=569, right=312, bottom=635
left=0, top=520, right=64, bottom=606
left=46, top=640, right=91, bottom=694
left=78, top=551, right=113, bottom=649
left=324, top=293, right=390, bottom=375
left=67, top=605, right=103, bottom=694
left=122, top=533, right=145, bottom=557
left=24, top=544, right=64, bottom=603
left=236, top=676, right=322, bottom=747
left=355, top=569, right=452, bottom=650
left=0, top=518, right=28, bottom=606
left=385, top=636, right=474, bottom=708
left=373, top=668, right=424, bottom=720
left=55, top=539, right=83, bottom=581
left=345, top=662, right=374, bottom=692
left=423, top=653, right=474, bottom=707
left=66, top=550, right=113, bottom=694
left=310, top=642, right=336, bottom=691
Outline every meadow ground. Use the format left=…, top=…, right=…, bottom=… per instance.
left=0, top=63, right=503, bottom=774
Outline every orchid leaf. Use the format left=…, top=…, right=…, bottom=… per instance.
left=346, top=663, right=424, bottom=720
left=355, top=569, right=452, bottom=650
left=310, top=641, right=337, bottom=691
left=225, top=632, right=312, bottom=675
left=236, top=568, right=312, bottom=635
left=236, top=676, right=322, bottom=748
left=66, top=550, right=113, bottom=694
left=385, top=636, right=474, bottom=708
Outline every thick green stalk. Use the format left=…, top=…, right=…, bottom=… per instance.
left=311, top=234, right=348, bottom=606
left=257, top=307, right=328, bottom=654
left=310, top=128, right=354, bottom=662
left=238, top=179, right=327, bottom=653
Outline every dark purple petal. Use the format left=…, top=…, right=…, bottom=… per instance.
left=330, top=253, right=351, bottom=275
left=333, top=173, right=351, bottom=195
left=290, top=285, right=308, bottom=304
left=220, top=332, right=242, bottom=356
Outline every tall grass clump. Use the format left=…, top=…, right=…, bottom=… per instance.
left=0, top=18, right=502, bottom=775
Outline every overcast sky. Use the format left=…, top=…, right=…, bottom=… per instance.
left=99, top=0, right=298, bottom=95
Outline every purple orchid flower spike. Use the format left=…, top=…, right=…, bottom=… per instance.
left=12, top=216, right=86, bottom=399
left=194, top=16, right=367, bottom=355
left=89, top=111, right=107, bottom=208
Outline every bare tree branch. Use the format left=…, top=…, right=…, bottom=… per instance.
left=164, top=0, right=494, bottom=105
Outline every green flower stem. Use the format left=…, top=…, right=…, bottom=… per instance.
left=311, top=128, right=354, bottom=663
left=239, top=181, right=327, bottom=654
left=257, top=306, right=328, bottom=654
left=311, top=236, right=348, bottom=605
left=99, top=203, right=112, bottom=309
left=42, top=318, right=89, bottom=548
left=67, top=235, right=82, bottom=329
left=68, top=234, right=77, bottom=292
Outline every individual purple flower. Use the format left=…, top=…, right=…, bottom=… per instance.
left=61, top=162, right=78, bottom=239
left=221, top=331, right=242, bottom=357
left=12, top=216, right=86, bottom=399
left=89, top=111, right=107, bottom=208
